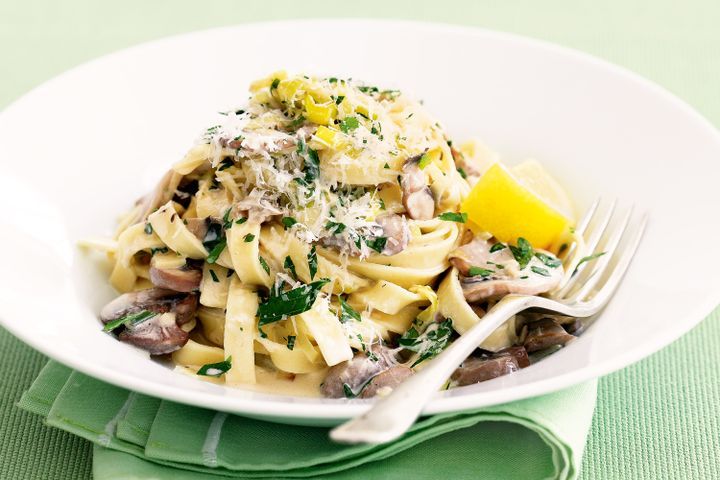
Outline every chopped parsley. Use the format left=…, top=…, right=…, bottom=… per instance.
left=197, top=356, right=232, bottom=377
left=509, top=237, right=534, bottom=269
left=281, top=216, right=297, bottom=229
left=235, top=217, right=247, bottom=225
left=531, top=266, right=551, bottom=277
left=270, top=78, right=280, bottom=90
left=338, top=296, right=361, bottom=323
left=335, top=95, right=345, bottom=105
left=535, top=252, right=562, bottom=268
left=259, top=256, right=270, bottom=275
left=574, top=252, right=607, bottom=275
left=206, top=237, right=226, bottom=264
left=438, top=212, right=468, bottom=223
left=399, top=319, right=454, bottom=367
left=284, top=256, right=297, bottom=280
left=218, top=158, right=234, bottom=171
left=243, top=233, right=255, bottom=243
left=339, top=116, right=360, bottom=133
left=489, top=243, right=507, bottom=253
left=467, top=267, right=493, bottom=277
left=383, top=163, right=390, bottom=169
left=209, top=269, right=219, bottom=282
left=365, top=236, right=387, bottom=253
left=308, top=246, right=318, bottom=280
left=456, top=167, right=467, bottom=179
left=286, top=336, right=296, bottom=351
left=103, top=310, right=156, bottom=332
left=256, top=279, right=330, bottom=325
left=325, top=221, right=346, bottom=234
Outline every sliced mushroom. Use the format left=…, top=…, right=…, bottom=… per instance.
left=132, top=170, right=184, bottom=224
left=523, top=318, right=576, bottom=353
left=184, top=218, right=209, bottom=241
left=451, top=346, right=530, bottom=386
left=376, top=213, right=410, bottom=256
left=401, top=156, right=435, bottom=220
left=100, top=288, right=198, bottom=326
left=359, top=365, right=413, bottom=398
left=449, top=236, right=563, bottom=302
left=118, top=312, right=189, bottom=355
left=451, top=147, right=482, bottom=186
left=321, top=345, right=411, bottom=398
left=149, top=264, right=202, bottom=293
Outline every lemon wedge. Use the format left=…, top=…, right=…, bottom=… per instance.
left=462, top=160, right=574, bottom=250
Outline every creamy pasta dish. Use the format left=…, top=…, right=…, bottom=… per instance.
left=93, top=72, right=586, bottom=398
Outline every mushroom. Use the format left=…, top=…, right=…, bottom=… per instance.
left=451, top=147, right=482, bottom=186
left=451, top=346, right=530, bottom=386
left=523, top=318, right=576, bottom=353
left=359, top=366, right=413, bottom=398
left=184, top=218, right=209, bottom=242
left=401, top=156, right=435, bottom=220
left=321, top=345, right=413, bottom=398
left=376, top=213, right=410, bottom=256
left=100, top=288, right=198, bottom=326
left=449, top=236, right=563, bottom=302
left=118, top=312, right=189, bottom=355
left=132, top=170, right=183, bottom=224
left=149, top=264, right=202, bottom=293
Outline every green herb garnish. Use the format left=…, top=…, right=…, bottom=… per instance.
left=535, top=252, right=562, bottom=268
left=243, top=233, right=255, bottom=243
left=531, top=266, right=550, bottom=277
left=197, top=356, right=232, bottom=377
left=365, top=236, right=387, bottom=253
left=286, top=336, right=296, bottom=351
left=417, top=153, right=432, bottom=169
left=308, top=245, right=318, bottom=280
left=339, top=116, right=360, bottom=133
left=281, top=216, right=297, bottom=229
left=438, top=212, right=468, bottom=223
left=206, top=238, right=226, bottom=264
left=209, top=269, right=219, bottom=282
left=259, top=256, right=270, bottom=275
left=489, top=243, right=506, bottom=253
left=339, top=296, right=361, bottom=323
left=325, top=221, right=346, bottom=234
left=144, top=223, right=153, bottom=235
left=103, top=310, right=156, bottom=332
left=509, top=237, right=534, bottom=269
left=335, top=95, right=345, bottom=105
left=467, top=267, right=494, bottom=277
left=399, top=319, right=454, bottom=367
left=270, top=78, right=280, bottom=90
left=573, top=252, right=607, bottom=275
left=257, top=279, right=330, bottom=325
left=284, top=256, right=297, bottom=280
left=456, top=167, right=467, bottom=179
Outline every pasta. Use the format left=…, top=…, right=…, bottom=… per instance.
left=94, top=72, right=584, bottom=398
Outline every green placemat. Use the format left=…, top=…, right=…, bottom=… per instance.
left=2, top=1, right=720, bottom=479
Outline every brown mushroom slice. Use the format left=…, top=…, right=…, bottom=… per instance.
left=184, top=218, right=209, bottom=242
left=449, top=236, right=563, bottom=302
left=321, top=345, right=404, bottom=398
left=118, top=312, right=189, bottom=355
left=523, top=318, right=576, bottom=353
left=359, top=365, right=414, bottom=398
left=451, top=346, right=530, bottom=386
left=132, top=170, right=184, bottom=224
left=451, top=147, right=482, bottom=186
left=220, top=129, right=297, bottom=155
left=376, top=213, right=410, bottom=256
left=149, top=264, right=202, bottom=293
left=100, top=288, right=198, bottom=326
left=401, top=156, right=435, bottom=220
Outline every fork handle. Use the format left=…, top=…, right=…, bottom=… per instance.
left=329, top=295, right=528, bottom=444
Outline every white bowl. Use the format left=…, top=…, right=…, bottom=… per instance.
left=1, top=20, right=719, bottom=426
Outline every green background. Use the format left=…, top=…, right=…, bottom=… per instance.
left=1, top=1, right=719, bottom=478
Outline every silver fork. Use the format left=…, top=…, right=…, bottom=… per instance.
left=330, top=199, right=647, bottom=444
